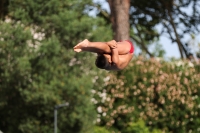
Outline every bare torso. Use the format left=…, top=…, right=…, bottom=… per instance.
left=103, top=53, right=133, bottom=71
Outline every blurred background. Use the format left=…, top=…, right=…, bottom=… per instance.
left=0, top=0, right=200, bottom=133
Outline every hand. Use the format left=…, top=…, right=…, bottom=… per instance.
left=107, top=40, right=117, bottom=49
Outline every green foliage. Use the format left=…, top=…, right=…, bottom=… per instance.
left=151, top=43, right=166, bottom=57
left=93, top=126, right=111, bottom=133
left=89, top=18, right=113, bottom=41
left=8, top=0, right=112, bottom=47
left=94, top=57, right=200, bottom=133
left=3, top=0, right=200, bottom=133
left=0, top=21, right=97, bottom=133
left=0, top=0, right=111, bottom=132
left=125, top=119, right=162, bottom=133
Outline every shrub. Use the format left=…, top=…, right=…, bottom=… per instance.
left=125, top=119, right=162, bottom=133
left=94, top=57, right=200, bottom=133
left=93, top=126, right=110, bottom=133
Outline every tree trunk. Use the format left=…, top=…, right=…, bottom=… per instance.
left=0, top=0, right=9, bottom=19
left=107, top=0, right=130, bottom=41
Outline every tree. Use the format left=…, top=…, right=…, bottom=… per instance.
left=0, top=0, right=111, bottom=132
left=0, top=20, right=94, bottom=133
left=107, top=0, right=130, bottom=41
left=130, top=0, right=161, bottom=57
left=130, top=0, right=200, bottom=59
left=96, top=0, right=159, bottom=57
left=95, top=0, right=200, bottom=58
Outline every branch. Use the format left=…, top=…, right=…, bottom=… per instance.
left=91, top=3, right=110, bottom=20
left=131, top=25, right=154, bottom=57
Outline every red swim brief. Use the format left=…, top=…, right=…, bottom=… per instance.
left=125, top=40, right=134, bottom=53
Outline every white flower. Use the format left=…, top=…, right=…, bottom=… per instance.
left=97, top=106, right=102, bottom=113
left=103, top=112, right=106, bottom=116
left=176, top=61, right=184, bottom=66
left=188, top=62, right=194, bottom=67
left=103, top=76, right=110, bottom=82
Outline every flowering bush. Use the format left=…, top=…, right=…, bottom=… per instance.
left=94, top=57, right=200, bottom=133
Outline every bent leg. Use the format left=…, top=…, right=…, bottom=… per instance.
left=73, top=39, right=111, bottom=54
left=73, top=39, right=131, bottom=55
left=116, top=41, right=131, bottom=54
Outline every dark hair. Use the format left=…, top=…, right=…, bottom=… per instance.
left=95, top=55, right=109, bottom=69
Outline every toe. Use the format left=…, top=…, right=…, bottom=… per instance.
left=74, top=48, right=82, bottom=52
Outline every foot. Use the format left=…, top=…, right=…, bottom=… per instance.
left=73, top=39, right=89, bottom=52
left=107, top=40, right=117, bottom=49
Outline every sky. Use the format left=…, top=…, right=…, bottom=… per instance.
left=91, top=0, right=200, bottom=59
